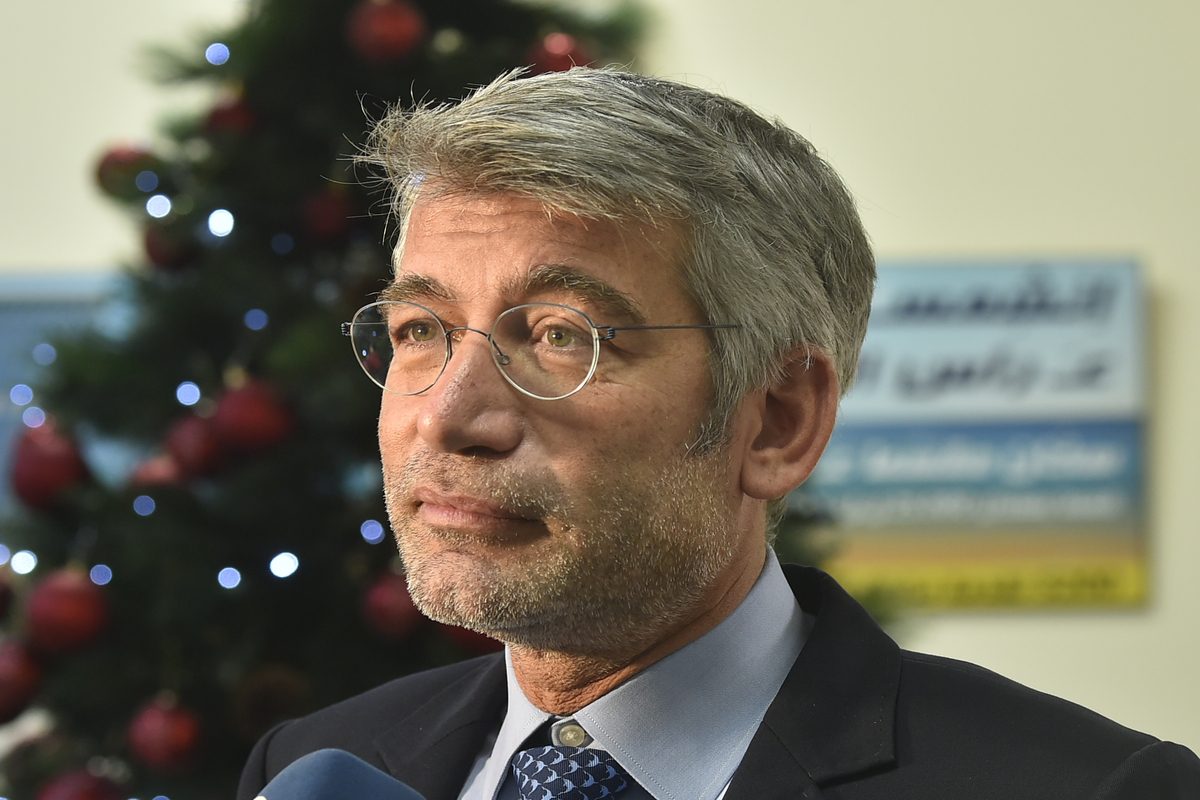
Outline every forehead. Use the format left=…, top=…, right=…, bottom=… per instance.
left=392, top=192, right=689, bottom=315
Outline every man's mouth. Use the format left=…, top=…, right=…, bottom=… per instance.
left=411, top=486, right=540, bottom=531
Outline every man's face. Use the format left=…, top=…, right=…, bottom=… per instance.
left=378, top=192, right=755, bottom=656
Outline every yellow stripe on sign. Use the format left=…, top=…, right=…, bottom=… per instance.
left=827, top=556, right=1147, bottom=609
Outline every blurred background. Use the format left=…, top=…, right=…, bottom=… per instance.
left=0, top=0, right=1196, bottom=795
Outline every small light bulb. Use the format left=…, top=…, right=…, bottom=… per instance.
left=218, top=567, right=242, bottom=589
left=270, top=233, right=295, bottom=255
left=269, top=552, right=299, bottom=578
left=360, top=519, right=386, bottom=544
left=11, top=550, right=37, bottom=575
left=175, top=381, right=201, bottom=406
left=21, top=406, right=46, bottom=428
left=135, top=170, right=160, bottom=192
left=9, top=384, right=33, bottom=406
left=146, top=194, right=172, bottom=219
left=243, top=309, right=269, bottom=331
left=208, top=209, right=235, bottom=237
left=32, top=343, right=57, bottom=365
left=205, top=42, right=230, bottom=66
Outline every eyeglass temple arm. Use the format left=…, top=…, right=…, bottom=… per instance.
left=596, top=323, right=740, bottom=341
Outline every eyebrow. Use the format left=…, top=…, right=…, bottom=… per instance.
left=379, top=264, right=646, bottom=325
left=517, top=264, right=646, bottom=325
left=378, top=274, right=453, bottom=305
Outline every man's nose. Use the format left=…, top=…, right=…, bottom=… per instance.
left=414, top=331, right=524, bottom=456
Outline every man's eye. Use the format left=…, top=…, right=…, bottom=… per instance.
left=543, top=326, right=577, bottom=347
left=395, top=320, right=439, bottom=343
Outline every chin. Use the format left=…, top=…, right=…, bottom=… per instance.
left=404, top=549, right=504, bottom=615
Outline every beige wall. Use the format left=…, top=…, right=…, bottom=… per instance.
left=3, top=0, right=1196, bottom=747
left=0, top=0, right=242, bottom=271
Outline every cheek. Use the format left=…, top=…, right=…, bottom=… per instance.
left=377, top=395, right=411, bottom=458
left=614, top=365, right=713, bottom=439
left=564, top=388, right=704, bottom=465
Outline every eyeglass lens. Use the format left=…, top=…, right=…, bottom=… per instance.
left=349, top=302, right=600, bottom=399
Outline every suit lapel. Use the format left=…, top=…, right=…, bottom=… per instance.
left=725, top=566, right=902, bottom=799
left=374, top=654, right=508, bottom=800
left=370, top=567, right=899, bottom=800
left=726, top=722, right=824, bottom=800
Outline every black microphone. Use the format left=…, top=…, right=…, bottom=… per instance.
left=252, top=749, right=427, bottom=799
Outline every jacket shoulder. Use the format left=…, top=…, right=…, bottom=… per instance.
left=899, top=649, right=1154, bottom=745
left=891, top=650, right=1171, bottom=796
left=275, top=652, right=500, bottom=755
left=237, top=653, right=504, bottom=800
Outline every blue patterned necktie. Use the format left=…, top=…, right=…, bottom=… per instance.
left=510, top=745, right=631, bottom=800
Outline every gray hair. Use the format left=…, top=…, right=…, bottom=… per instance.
left=361, top=68, right=875, bottom=448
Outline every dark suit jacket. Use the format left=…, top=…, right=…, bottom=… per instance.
left=237, top=565, right=1200, bottom=799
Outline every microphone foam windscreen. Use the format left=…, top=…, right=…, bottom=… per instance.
left=254, top=749, right=426, bottom=800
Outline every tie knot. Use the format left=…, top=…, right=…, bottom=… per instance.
left=511, top=745, right=630, bottom=800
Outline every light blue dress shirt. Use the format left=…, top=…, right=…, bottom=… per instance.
left=458, top=550, right=812, bottom=800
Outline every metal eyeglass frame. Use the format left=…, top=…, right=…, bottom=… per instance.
left=341, top=299, right=740, bottom=401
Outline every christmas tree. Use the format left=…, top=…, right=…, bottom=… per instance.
left=0, top=1, right=641, bottom=797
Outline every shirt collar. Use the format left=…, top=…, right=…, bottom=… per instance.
left=471, top=550, right=810, bottom=800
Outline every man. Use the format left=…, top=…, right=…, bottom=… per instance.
left=238, top=68, right=1199, bottom=799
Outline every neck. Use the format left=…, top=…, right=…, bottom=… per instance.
left=509, top=545, right=766, bottom=714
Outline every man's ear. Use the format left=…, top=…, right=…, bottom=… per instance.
left=740, top=347, right=840, bottom=501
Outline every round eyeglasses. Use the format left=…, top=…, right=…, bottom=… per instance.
left=341, top=300, right=739, bottom=401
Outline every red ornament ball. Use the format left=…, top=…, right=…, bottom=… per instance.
left=212, top=381, right=293, bottom=453
left=301, top=188, right=354, bottom=240
left=440, top=623, right=504, bottom=654
left=165, top=414, right=222, bottom=478
left=36, top=770, right=124, bottom=800
left=362, top=572, right=422, bottom=639
left=9, top=419, right=89, bottom=511
left=143, top=222, right=198, bottom=271
left=528, top=32, right=592, bottom=74
left=129, top=452, right=184, bottom=488
left=25, top=569, right=109, bottom=655
left=128, top=696, right=202, bottom=772
left=346, top=0, right=427, bottom=63
left=94, top=145, right=160, bottom=201
left=204, top=96, right=256, bottom=136
left=0, top=640, right=42, bottom=724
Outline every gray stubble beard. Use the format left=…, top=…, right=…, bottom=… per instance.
left=383, top=447, right=739, bottom=658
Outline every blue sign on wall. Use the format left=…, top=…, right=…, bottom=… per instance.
left=799, top=259, right=1146, bottom=608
